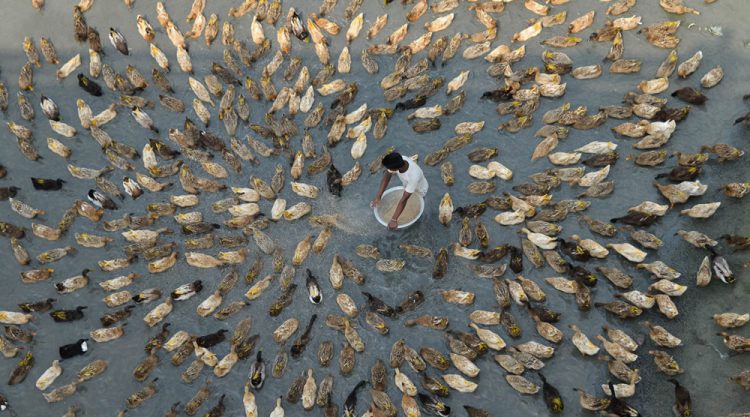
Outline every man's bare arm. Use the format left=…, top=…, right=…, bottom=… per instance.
left=374, top=172, right=391, bottom=201
left=390, top=191, right=413, bottom=222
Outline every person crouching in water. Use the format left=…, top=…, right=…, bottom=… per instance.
left=371, top=152, right=429, bottom=230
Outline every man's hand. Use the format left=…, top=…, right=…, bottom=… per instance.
left=370, top=197, right=381, bottom=208
left=388, top=219, right=399, bottom=230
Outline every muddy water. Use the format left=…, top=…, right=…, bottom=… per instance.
left=0, top=0, right=748, bottom=416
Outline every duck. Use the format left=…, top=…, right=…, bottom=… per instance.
left=610, top=211, right=659, bottom=227
left=480, top=86, right=514, bottom=102
left=108, top=28, right=129, bottom=55
left=417, top=392, right=451, bottom=416
left=653, top=107, right=690, bottom=123
left=171, top=280, right=203, bottom=301
left=539, top=373, right=563, bottom=413
left=288, top=8, right=309, bottom=41
left=196, top=329, right=227, bottom=348
left=394, top=95, right=427, bottom=112
left=708, top=247, right=734, bottom=283
left=734, top=111, right=750, bottom=126
left=122, top=177, right=143, bottom=199
left=31, top=177, right=65, bottom=191
left=249, top=350, right=266, bottom=389
left=527, top=303, right=561, bottom=323
left=655, top=166, right=702, bottom=182
left=77, top=74, right=103, bottom=96
left=306, top=269, right=322, bottom=304
left=557, top=238, right=591, bottom=262
left=50, top=306, right=87, bottom=322
left=720, top=234, right=750, bottom=250
left=509, top=246, right=523, bottom=273
left=603, top=381, right=641, bottom=416
left=132, top=288, right=162, bottom=304
left=326, top=165, right=342, bottom=197
left=671, top=87, right=707, bottom=105
left=59, top=338, right=89, bottom=360
left=669, top=379, right=692, bottom=417
left=40, top=95, right=60, bottom=120
left=718, top=332, right=750, bottom=352
left=567, top=263, right=598, bottom=287
left=131, top=107, right=159, bottom=133
left=87, top=189, right=118, bottom=210
left=0, top=186, right=19, bottom=201
left=18, top=298, right=56, bottom=313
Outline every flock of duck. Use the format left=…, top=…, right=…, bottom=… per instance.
left=0, top=0, right=749, bottom=416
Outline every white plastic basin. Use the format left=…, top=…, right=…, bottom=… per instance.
left=374, top=186, right=425, bottom=229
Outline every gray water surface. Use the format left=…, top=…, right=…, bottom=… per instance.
left=0, top=1, right=749, bottom=416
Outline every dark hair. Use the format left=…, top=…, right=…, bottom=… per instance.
left=382, top=152, right=404, bottom=170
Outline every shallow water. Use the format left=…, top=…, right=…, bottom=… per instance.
left=0, top=0, right=749, bottom=416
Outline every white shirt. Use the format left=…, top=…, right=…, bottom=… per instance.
left=396, top=161, right=429, bottom=196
